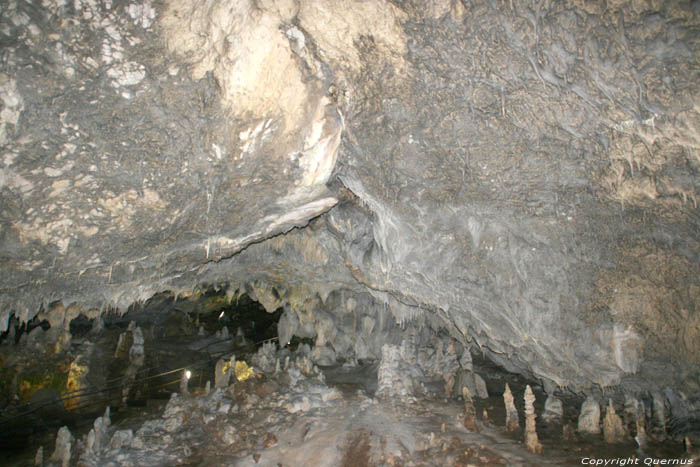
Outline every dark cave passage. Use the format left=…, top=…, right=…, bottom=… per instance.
left=0, top=287, right=285, bottom=464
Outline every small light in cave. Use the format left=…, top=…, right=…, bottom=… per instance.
left=185, top=370, right=191, bottom=380
left=218, top=311, right=224, bottom=319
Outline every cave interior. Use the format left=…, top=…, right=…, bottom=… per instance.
left=1, top=0, right=700, bottom=465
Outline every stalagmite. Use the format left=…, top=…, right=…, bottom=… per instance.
left=542, top=395, right=563, bottom=423
left=121, top=324, right=145, bottom=405
left=462, top=386, right=479, bottom=432
left=524, top=385, right=543, bottom=454
left=578, top=396, right=601, bottom=434
left=603, top=399, right=627, bottom=443
left=50, top=426, right=74, bottom=467
left=83, top=407, right=111, bottom=459
left=180, top=369, right=190, bottom=395
left=625, top=397, right=647, bottom=449
left=215, top=358, right=232, bottom=388
left=504, top=383, right=520, bottom=432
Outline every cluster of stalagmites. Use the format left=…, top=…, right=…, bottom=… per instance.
left=493, top=384, right=673, bottom=456
left=36, top=406, right=133, bottom=467
left=377, top=339, right=489, bottom=400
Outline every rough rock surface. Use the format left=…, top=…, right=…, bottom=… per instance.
left=1, top=0, right=700, bottom=400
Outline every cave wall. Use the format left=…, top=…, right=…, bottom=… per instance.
left=1, top=0, right=699, bottom=394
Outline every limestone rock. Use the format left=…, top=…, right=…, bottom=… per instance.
left=578, top=396, right=601, bottom=435
left=504, top=383, right=519, bottom=432
left=524, top=385, right=543, bottom=454
left=603, top=399, right=627, bottom=444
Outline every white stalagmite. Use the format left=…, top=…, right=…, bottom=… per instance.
left=50, top=426, right=74, bottom=467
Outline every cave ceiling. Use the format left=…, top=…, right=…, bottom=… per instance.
left=1, top=0, right=699, bottom=393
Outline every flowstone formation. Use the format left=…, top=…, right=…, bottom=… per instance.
left=1, top=0, right=700, bottom=441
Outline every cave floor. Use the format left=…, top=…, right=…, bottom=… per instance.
left=20, top=358, right=691, bottom=467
